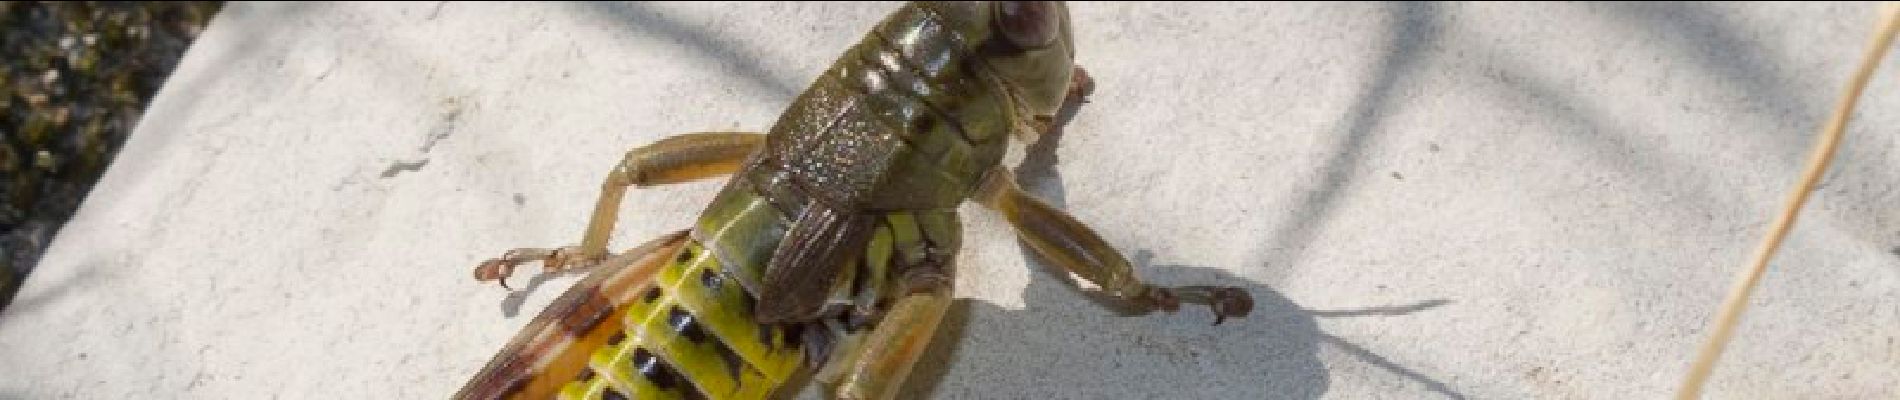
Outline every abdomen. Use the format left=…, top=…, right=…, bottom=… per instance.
left=558, top=240, right=806, bottom=400
left=457, top=237, right=807, bottom=400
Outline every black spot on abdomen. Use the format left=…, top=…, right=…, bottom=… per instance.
left=668, top=306, right=710, bottom=343
left=632, top=348, right=678, bottom=389
left=603, top=388, right=629, bottom=400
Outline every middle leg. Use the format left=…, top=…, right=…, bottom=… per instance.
left=475, top=132, right=765, bottom=288
left=814, top=263, right=957, bottom=400
left=974, top=167, right=1253, bottom=324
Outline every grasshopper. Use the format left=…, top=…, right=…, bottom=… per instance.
left=455, top=2, right=1252, bottom=399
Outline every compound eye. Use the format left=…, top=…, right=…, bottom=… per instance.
left=994, top=1, right=1059, bottom=49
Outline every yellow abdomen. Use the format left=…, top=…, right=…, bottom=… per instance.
left=556, top=241, right=806, bottom=400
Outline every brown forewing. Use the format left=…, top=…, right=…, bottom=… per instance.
left=754, top=200, right=874, bottom=324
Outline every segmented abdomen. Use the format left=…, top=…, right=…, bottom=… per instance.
left=457, top=233, right=808, bottom=400
left=555, top=241, right=807, bottom=400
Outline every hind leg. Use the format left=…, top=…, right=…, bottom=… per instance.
left=475, top=132, right=764, bottom=288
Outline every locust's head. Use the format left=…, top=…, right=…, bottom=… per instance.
left=935, top=1, right=1080, bottom=120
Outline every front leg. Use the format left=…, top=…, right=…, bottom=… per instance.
left=1015, top=66, right=1094, bottom=144
left=475, top=132, right=765, bottom=288
left=975, top=167, right=1253, bottom=324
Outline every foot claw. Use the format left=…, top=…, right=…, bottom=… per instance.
left=1207, top=287, right=1253, bottom=325
left=1068, top=66, right=1095, bottom=99
left=473, top=246, right=603, bottom=292
left=474, top=259, right=519, bottom=291
left=1153, top=285, right=1253, bottom=325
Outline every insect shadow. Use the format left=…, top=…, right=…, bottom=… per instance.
left=895, top=70, right=1465, bottom=399
left=898, top=257, right=1459, bottom=399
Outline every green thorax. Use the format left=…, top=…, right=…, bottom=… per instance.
left=691, top=2, right=1009, bottom=299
